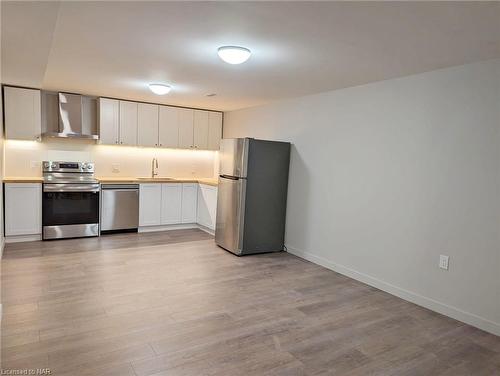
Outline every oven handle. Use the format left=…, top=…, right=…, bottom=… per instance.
left=43, top=184, right=100, bottom=193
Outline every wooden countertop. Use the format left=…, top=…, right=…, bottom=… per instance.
left=98, top=177, right=219, bottom=186
left=3, top=177, right=218, bottom=187
left=3, top=177, right=44, bottom=183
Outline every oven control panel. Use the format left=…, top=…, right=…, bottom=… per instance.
left=42, top=161, right=95, bottom=173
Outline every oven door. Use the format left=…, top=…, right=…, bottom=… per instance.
left=42, top=183, right=100, bottom=239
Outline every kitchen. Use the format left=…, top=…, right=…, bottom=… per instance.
left=3, top=89, right=223, bottom=241
left=1, top=2, right=500, bottom=375
left=3, top=89, right=288, bottom=256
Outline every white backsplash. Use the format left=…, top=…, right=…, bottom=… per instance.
left=47, top=150, right=92, bottom=162
left=4, top=139, right=218, bottom=178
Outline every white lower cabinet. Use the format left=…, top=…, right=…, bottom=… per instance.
left=197, top=184, right=218, bottom=230
left=139, top=184, right=162, bottom=226
left=181, top=184, right=198, bottom=223
left=5, top=183, right=42, bottom=236
left=139, top=182, right=216, bottom=231
left=161, top=184, right=182, bottom=224
left=5, top=182, right=217, bottom=239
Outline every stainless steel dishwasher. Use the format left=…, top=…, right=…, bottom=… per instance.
left=101, top=184, right=139, bottom=233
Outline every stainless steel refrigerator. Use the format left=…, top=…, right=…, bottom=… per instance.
left=215, top=138, right=291, bottom=255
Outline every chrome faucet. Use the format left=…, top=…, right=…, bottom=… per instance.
left=151, top=158, right=159, bottom=178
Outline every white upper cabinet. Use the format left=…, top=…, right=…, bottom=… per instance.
left=178, top=108, right=194, bottom=149
left=137, top=103, right=159, bottom=147
left=119, top=100, right=138, bottom=145
left=193, top=110, right=209, bottom=150
left=161, top=183, right=182, bottom=224
left=181, top=183, right=198, bottom=223
left=159, top=106, right=179, bottom=148
left=4, top=86, right=42, bottom=141
left=97, top=96, right=222, bottom=150
left=98, top=98, right=120, bottom=145
left=208, top=112, right=223, bottom=151
left=139, top=184, right=162, bottom=226
left=4, top=183, right=42, bottom=236
left=177, top=109, right=221, bottom=150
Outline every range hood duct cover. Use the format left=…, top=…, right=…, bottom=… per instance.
left=43, top=92, right=99, bottom=140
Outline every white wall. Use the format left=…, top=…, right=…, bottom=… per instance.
left=0, top=88, right=3, bottom=366
left=224, top=59, right=500, bottom=335
left=0, top=32, right=3, bottom=259
left=0, top=86, right=4, bottom=258
left=3, top=140, right=217, bottom=179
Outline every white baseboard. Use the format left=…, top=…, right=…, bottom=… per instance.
left=286, top=245, right=500, bottom=337
left=139, top=224, right=198, bottom=233
left=139, top=223, right=215, bottom=235
left=0, top=236, right=4, bottom=259
left=197, top=224, right=215, bottom=235
left=5, top=234, right=42, bottom=243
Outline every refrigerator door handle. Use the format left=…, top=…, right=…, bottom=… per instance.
left=220, top=175, right=243, bottom=180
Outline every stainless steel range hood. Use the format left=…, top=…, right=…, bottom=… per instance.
left=42, top=92, right=99, bottom=140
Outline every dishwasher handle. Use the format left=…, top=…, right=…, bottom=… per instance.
left=101, top=184, right=139, bottom=190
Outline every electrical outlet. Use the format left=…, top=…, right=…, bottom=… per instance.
left=30, top=161, right=40, bottom=169
left=439, top=255, right=449, bottom=270
left=112, top=163, right=120, bottom=173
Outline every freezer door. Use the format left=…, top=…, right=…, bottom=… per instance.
left=219, top=138, right=249, bottom=178
left=215, top=176, right=246, bottom=255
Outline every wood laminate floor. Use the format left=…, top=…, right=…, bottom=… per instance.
left=2, top=229, right=499, bottom=375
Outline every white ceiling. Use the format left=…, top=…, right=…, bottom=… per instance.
left=2, top=1, right=500, bottom=111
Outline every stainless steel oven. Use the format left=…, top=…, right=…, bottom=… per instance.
left=42, top=161, right=100, bottom=240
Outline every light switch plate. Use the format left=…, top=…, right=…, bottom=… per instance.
left=439, top=255, right=449, bottom=270
left=112, top=163, right=120, bottom=173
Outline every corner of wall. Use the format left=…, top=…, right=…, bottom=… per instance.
left=0, top=39, right=4, bottom=260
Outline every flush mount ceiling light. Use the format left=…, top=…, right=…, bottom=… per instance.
left=217, top=46, right=251, bottom=65
left=149, top=83, right=171, bottom=95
